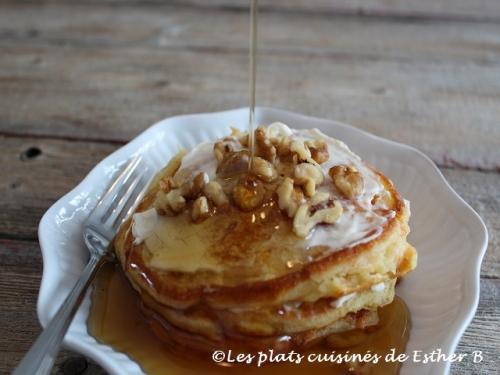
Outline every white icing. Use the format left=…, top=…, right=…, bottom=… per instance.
left=331, top=292, right=356, bottom=308
left=292, top=127, right=394, bottom=251
left=177, top=141, right=218, bottom=180
left=132, top=123, right=399, bottom=254
left=132, top=208, right=160, bottom=245
left=371, top=282, right=386, bottom=292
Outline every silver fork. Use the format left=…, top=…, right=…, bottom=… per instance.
left=13, top=155, right=151, bottom=375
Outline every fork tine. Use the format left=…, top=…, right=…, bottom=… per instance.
left=99, top=155, right=142, bottom=224
left=120, top=170, right=151, bottom=224
left=109, top=168, right=150, bottom=230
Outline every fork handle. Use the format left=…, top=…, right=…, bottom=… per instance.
left=13, top=254, right=106, bottom=375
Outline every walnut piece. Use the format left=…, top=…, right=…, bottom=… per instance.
left=231, top=127, right=249, bottom=147
left=180, top=172, right=207, bottom=199
left=153, top=191, right=171, bottom=215
left=191, top=196, right=210, bottom=222
left=276, top=177, right=304, bottom=218
left=290, top=140, right=311, bottom=162
left=232, top=177, right=265, bottom=211
left=172, top=168, right=191, bottom=187
left=217, top=150, right=249, bottom=178
left=371, top=190, right=392, bottom=208
left=154, top=188, right=186, bottom=215
left=305, top=140, right=329, bottom=164
left=159, top=176, right=176, bottom=192
left=166, top=189, right=186, bottom=213
left=203, top=181, right=229, bottom=208
left=310, top=191, right=330, bottom=205
left=294, top=162, right=324, bottom=197
left=255, top=127, right=277, bottom=162
left=293, top=200, right=343, bottom=237
left=276, top=136, right=292, bottom=158
left=213, top=139, right=239, bottom=163
left=250, top=156, right=277, bottom=182
left=329, top=165, right=364, bottom=199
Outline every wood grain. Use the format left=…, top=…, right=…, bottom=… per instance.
left=169, top=0, right=500, bottom=20
left=441, top=168, right=499, bottom=279
left=0, top=238, right=105, bottom=375
left=1, top=44, right=500, bottom=171
left=16, top=0, right=500, bottom=21
left=0, top=135, right=118, bottom=240
left=3, top=4, right=500, bottom=63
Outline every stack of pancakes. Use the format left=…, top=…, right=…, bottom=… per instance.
left=113, top=123, right=417, bottom=353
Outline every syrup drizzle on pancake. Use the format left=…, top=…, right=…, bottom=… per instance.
left=131, top=124, right=399, bottom=276
left=88, top=263, right=411, bottom=375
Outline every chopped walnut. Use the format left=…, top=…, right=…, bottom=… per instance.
left=159, top=176, right=176, bottom=192
left=232, top=177, right=265, bottom=211
left=250, top=156, right=277, bottom=182
left=179, top=172, right=207, bottom=199
left=231, top=127, right=249, bottom=147
left=255, top=127, right=277, bottom=162
left=310, top=191, right=330, bottom=206
left=294, top=162, right=324, bottom=197
left=203, top=181, right=229, bottom=208
left=329, top=165, right=364, bottom=199
left=153, top=191, right=171, bottom=216
left=293, top=200, right=343, bottom=237
left=290, top=140, right=311, bottom=162
left=305, top=140, right=329, bottom=164
left=217, top=150, right=249, bottom=178
left=213, top=138, right=240, bottom=163
left=276, top=177, right=304, bottom=218
left=276, top=136, right=292, bottom=158
left=191, top=196, right=210, bottom=222
left=371, top=190, right=392, bottom=208
left=193, top=172, right=207, bottom=195
left=172, top=168, right=191, bottom=187
left=166, top=189, right=186, bottom=213
left=153, top=188, right=186, bottom=215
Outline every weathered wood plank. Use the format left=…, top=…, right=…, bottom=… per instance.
left=1, top=5, right=500, bottom=170
left=0, top=135, right=118, bottom=240
left=451, top=277, right=499, bottom=375
left=0, top=137, right=498, bottom=277
left=167, top=0, right=500, bottom=20
left=0, top=238, right=105, bottom=374
left=0, top=237, right=497, bottom=374
left=1, top=41, right=500, bottom=170
left=12, top=0, right=500, bottom=21
left=3, top=4, right=500, bottom=64
left=441, top=168, right=500, bottom=279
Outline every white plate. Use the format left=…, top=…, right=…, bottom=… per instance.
left=38, top=107, right=488, bottom=375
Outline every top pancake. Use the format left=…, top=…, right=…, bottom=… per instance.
left=113, top=123, right=416, bottom=310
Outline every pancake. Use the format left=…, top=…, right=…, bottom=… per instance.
left=145, top=305, right=380, bottom=354
left=113, top=122, right=417, bottom=352
left=139, top=279, right=395, bottom=340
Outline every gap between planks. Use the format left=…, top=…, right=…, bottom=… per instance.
left=1, top=131, right=499, bottom=174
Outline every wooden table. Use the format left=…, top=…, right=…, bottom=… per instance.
left=0, top=1, right=498, bottom=374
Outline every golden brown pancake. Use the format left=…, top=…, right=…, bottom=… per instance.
left=113, top=122, right=417, bottom=352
